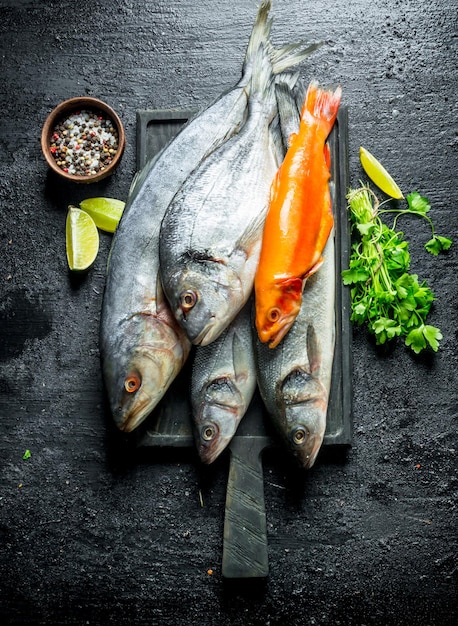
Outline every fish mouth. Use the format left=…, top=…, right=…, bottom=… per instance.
left=295, top=434, right=321, bottom=469
left=282, top=396, right=327, bottom=469
left=258, top=314, right=297, bottom=349
left=115, top=335, right=189, bottom=433
left=118, top=393, right=154, bottom=432
left=268, top=319, right=295, bottom=349
left=198, top=437, right=231, bottom=465
left=191, top=319, right=219, bottom=346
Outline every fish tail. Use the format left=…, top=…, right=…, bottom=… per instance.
left=251, top=43, right=311, bottom=112
left=243, top=0, right=273, bottom=71
left=275, top=76, right=301, bottom=149
left=243, top=1, right=276, bottom=108
left=250, top=43, right=276, bottom=100
left=302, top=81, right=342, bottom=133
left=243, top=1, right=322, bottom=77
left=269, top=41, right=323, bottom=75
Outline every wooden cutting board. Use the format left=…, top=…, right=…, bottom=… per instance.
left=135, top=106, right=352, bottom=579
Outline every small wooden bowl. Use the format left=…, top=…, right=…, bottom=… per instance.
left=41, top=97, right=125, bottom=183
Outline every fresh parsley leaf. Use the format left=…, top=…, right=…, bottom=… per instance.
left=406, top=192, right=431, bottom=215
left=342, top=267, right=369, bottom=285
left=356, top=222, right=375, bottom=237
left=405, top=327, right=427, bottom=354
left=343, top=185, right=449, bottom=354
left=425, top=235, right=453, bottom=256
left=373, top=317, right=401, bottom=343
left=423, top=325, right=443, bottom=352
left=405, top=324, right=442, bottom=353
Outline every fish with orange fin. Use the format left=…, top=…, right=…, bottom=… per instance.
left=254, top=80, right=341, bottom=348
left=254, top=79, right=336, bottom=469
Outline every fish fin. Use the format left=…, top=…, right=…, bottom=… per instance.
left=302, top=81, right=342, bottom=134
left=269, top=41, right=324, bottom=75
left=249, top=43, right=277, bottom=102
left=269, top=116, right=286, bottom=166
left=275, top=80, right=301, bottom=150
left=324, top=142, right=331, bottom=171
left=234, top=210, right=266, bottom=257
left=243, top=1, right=273, bottom=73
left=232, top=331, right=249, bottom=383
left=278, top=276, right=304, bottom=297
left=317, top=195, right=335, bottom=246
left=293, top=80, right=307, bottom=110
left=275, top=71, right=300, bottom=90
left=303, top=258, right=325, bottom=282
left=242, top=1, right=321, bottom=77
left=155, top=272, right=167, bottom=308
left=306, top=324, right=321, bottom=374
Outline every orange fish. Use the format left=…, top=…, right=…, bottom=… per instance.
left=254, top=80, right=341, bottom=348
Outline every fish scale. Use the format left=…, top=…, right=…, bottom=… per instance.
left=190, top=301, right=257, bottom=464
left=159, top=26, right=317, bottom=348
left=254, top=78, right=337, bottom=469
left=254, top=80, right=341, bottom=349
left=99, top=2, right=280, bottom=433
left=255, top=233, right=336, bottom=469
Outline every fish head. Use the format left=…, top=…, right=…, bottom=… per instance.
left=101, top=312, right=190, bottom=432
left=279, top=368, right=328, bottom=469
left=255, top=277, right=303, bottom=348
left=193, top=376, right=245, bottom=464
left=166, top=259, right=244, bottom=346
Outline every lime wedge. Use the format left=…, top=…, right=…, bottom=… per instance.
left=66, top=206, right=99, bottom=271
left=79, top=197, right=125, bottom=233
left=359, top=146, right=404, bottom=199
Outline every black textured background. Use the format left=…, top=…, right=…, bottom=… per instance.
left=0, top=1, right=457, bottom=624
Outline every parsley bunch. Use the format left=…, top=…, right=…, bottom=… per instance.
left=342, top=185, right=452, bottom=354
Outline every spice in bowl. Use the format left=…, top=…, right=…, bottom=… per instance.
left=41, top=97, right=125, bottom=183
left=50, top=109, right=119, bottom=177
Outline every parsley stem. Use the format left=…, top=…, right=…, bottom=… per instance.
left=379, top=208, right=436, bottom=238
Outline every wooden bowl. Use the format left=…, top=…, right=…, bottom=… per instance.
left=41, top=97, right=125, bottom=183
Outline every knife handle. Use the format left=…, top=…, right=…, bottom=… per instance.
left=222, top=438, right=268, bottom=578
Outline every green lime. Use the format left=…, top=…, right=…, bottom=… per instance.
left=79, top=197, right=125, bottom=233
left=66, top=206, right=99, bottom=271
left=359, top=146, right=404, bottom=199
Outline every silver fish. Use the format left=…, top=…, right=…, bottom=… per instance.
left=190, top=302, right=256, bottom=464
left=100, top=0, right=292, bottom=432
left=159, top=4, right=320, bottom=347
left=255, top=235, right=335, bottom=469
left=255, top=81, right=335, bottom=469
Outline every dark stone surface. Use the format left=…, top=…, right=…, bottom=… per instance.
left=0, top=0, right=457, bottom=624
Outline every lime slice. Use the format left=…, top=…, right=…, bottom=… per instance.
left=79, top=197, right=125, bottom=233
left=359, top=146, right=404, bottom=199
left=66, top=206, right=99, bottom=271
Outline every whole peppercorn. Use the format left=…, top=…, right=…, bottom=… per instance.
left=49, top=109, right=119, bottom=176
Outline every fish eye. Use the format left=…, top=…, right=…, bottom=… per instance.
left=267, top=307, right=281, bottom=323
left=124, top=373, right=141, bottom=393
left=180, top=290, right=197, bottom=312
left=201, top=423, right=217, bottom=442
left=292, top=426, right=309, bottom=446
